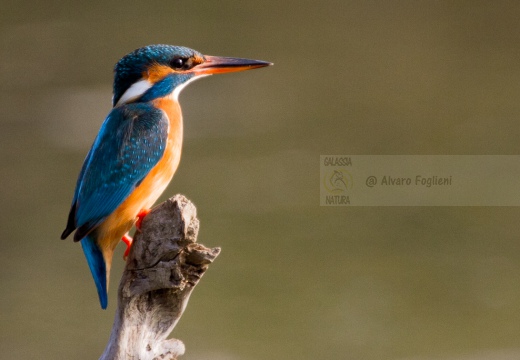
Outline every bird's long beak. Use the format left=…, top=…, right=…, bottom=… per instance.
left=193, top=55, right=272, bottom=75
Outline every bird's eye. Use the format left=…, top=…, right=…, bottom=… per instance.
left=171, top=58, right=185, bottom=69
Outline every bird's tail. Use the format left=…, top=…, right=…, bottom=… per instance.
left=81, top=235, right=108, bottom=309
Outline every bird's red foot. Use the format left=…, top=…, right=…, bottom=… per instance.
left=121, top=234, right=133, bottom=260
left=136, top=208, right=151, bottom=230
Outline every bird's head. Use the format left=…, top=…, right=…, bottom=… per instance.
left=112, top=44, right=271, bottom=107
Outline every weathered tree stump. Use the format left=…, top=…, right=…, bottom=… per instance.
left=100, top=194, right=220, bottom=360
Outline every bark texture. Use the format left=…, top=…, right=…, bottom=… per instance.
left=100, top=194, right=220, bottom=360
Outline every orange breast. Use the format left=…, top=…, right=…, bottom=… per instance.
left=96, top=97, right=183, bottom=259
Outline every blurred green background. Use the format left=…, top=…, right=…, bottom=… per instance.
left=2, top=1, right=520, bottom=359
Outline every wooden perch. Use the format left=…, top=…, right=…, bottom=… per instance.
left=100, top=194, right=221, bottom=360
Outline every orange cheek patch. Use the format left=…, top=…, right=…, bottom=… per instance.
left=144, top=63, right=174, bottom=83
left=193, top=55, right=204, bottom=65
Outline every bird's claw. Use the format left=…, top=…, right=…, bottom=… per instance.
left=136, top=208, right=151, bottom=230
left=122, top=234, right=133, bottom=261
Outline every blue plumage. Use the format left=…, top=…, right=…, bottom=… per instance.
left=140, top=73, right=193, bottom=103
left=72, top=103, right=168, bottom=240
left=112, top=45, right=202, bottom=106
left=62, top=103, right=168, bottom=307
left=81, top=235, right=108, bottom=309
left=62, top=44, right=271, bottom=309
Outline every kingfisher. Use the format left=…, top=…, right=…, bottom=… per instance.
left=61, top=44, right=271, bottom=309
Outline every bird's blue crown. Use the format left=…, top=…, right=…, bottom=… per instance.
left=113, top=45, right=203, bottom=106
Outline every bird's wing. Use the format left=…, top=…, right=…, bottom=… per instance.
left=62, top=103, right=168, bottom=241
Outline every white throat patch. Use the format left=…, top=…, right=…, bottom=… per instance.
left=115, top=74, right=211, bottom=106
left=115, top=79, right=153, bottom=107
left=171, top=75, right=210, bottom=102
